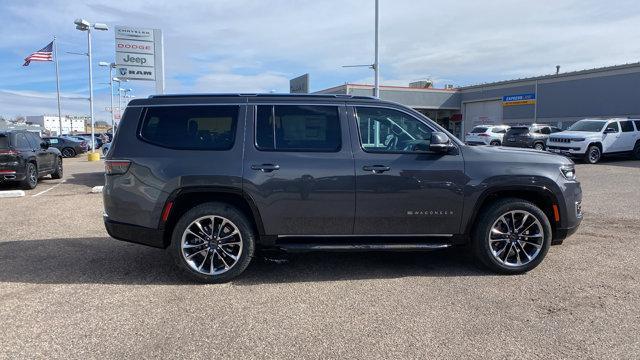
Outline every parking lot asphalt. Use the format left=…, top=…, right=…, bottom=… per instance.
left=1, top=156, right=639, bottom=359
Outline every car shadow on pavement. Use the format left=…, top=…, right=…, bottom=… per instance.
left=0, top=237, right=490, bottom=286
left=63, top=171, right=105, bottom=188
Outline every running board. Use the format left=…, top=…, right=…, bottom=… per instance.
left=276, top=243, right=452, bottom=252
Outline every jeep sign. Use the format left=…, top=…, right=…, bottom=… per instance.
left=116, top=52, right=154, bottom=67
left=114, top=25, right=164, bottom=91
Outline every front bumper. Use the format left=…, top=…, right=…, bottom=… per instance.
left=552, top=180, right=583, bottom=244
left=547, top=143, right=588, bottom=157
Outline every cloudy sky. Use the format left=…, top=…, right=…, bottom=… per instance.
left=1, top=0, right=639, bottom=120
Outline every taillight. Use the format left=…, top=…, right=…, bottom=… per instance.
left=105, top=160, right=131, bottom=175
left=478, top=133, right=490, bottom=137
left=0, top=149, right=19, bottom=155
left=0, top=170, right=16, bottom=174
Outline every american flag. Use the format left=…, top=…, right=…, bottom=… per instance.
left=23, top=41, right=54, bottom=66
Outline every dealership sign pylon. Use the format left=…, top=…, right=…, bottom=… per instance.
left=114, top=26, right=165, bottom=94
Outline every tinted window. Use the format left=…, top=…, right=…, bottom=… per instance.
left=139, top=106, right=238, bottom=150
left=540, top=127, right=551, bottom=135
left=48, top=138, right=59, bottom=144
left=15, top=133, right=31, bottom=149
left=508, top=127, right=529, bottom=135
left=256, top=105, right=341, bottom=152
left=606, top=122, right=619, bottom=132
left=356, top=107, right=433, bottom=153
left=635, top=120, right=640, bottom=131
left=470, top=127, right=487, bottom=133
left=491, top=127, right=507, bottom=134
left=27, top=133, right=42, bottom=147
left=620, top=121, right=634, bottom=132
left=0, top=134, right=8, bottom=149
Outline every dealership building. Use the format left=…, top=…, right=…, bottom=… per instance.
left=315, top=62, right=640, bottom=139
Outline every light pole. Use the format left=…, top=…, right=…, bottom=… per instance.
left=373, top=0, right=380, bottom=98
left=99, top=62, right=116, bottom=134
left=342, top=0, right=381, bottom=98
left=74, top=18, right=108, bottom=157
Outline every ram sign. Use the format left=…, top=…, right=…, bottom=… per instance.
left=114, top=25, right=164, bottom=92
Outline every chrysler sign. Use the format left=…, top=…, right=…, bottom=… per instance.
left=115, top=26, right=153, bottom=41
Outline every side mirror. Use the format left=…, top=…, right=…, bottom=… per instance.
left=40, top=140, right=50, bottom=149
left=429, top=132, right=453, bottom=153
left=604, top=127, right=617, bottom=134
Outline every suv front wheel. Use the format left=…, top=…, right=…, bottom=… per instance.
left=472, top=198, right=551, bottom=274
left=170, top=202, right=255, bottom=283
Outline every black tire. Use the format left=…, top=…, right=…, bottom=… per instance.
left=633, top=143, right=640, bottom=160
left=61, top=147, right=76, bottom=158
left=51, top=157, right=63, bottom=179
left=533, top=142, right=545, bottom=151
left=584, top=145, right=601, bottom=164
left=490, top=140, right=500, bottom=146
left=21, top=162, right=38, bottom=190
left=170, top=202, right=255, bottom=283
left=472, top=198, right=552, bottom=274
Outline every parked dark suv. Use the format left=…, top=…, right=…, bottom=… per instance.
left=503, top=124, right=563, bottom=151
left=0, top=130, right=63, bottom=189
left=103, top=94, right=582, bottom=282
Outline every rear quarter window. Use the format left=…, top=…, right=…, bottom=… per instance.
left=139, top=105, right=239, bottom=150
left=0, top=135, right=9, bottom=149
left=620, top=121, right=634, bottom=132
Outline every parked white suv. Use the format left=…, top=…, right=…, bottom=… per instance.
left=547, top=118, right=640, bottom=163
left=465, top=125, right=510, bottom=146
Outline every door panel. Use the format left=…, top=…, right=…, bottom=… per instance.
left=242, top=104, right=355, bottom=235
left=349, top=106, right=465, bottom=235
left=602, top=122, right=620, bottom=153
left=617, top=121, right=637, bottom=152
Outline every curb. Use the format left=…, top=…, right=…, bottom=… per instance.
left=0, top=190, right=26, bottom=198
left=91, top=186, right=104, bottom=193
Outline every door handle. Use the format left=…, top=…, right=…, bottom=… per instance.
left=362, top=165, right=391, bottom=174
left=251, top=164, right=280, bottom=172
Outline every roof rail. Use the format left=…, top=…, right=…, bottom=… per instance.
left=147, top=93, right=377, bottom=100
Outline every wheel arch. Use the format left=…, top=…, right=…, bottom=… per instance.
left=465, top=185, right=560, bottom=241
left=159, top=186, right=265, bottom=248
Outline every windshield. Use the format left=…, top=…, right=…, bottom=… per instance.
left=470, top=127, right=487, bottom=133
left=568, top=120, right=606, bottom=132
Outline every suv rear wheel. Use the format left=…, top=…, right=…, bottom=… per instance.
left=51, top=157, right=63, bottom=179
left=489, top=140, right=500, bottom=146
left=472, top=198, right=551, bottom=274
left=21, top=162, right=38, bottom=189
left=170, top=202, right=255, bottom=283
left=533, top=142, right=545, bottom=151
left=633, top=143, right=640, bottom=160
left=585, top=145, right=601, bottom=164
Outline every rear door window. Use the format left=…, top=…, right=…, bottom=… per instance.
left=620, top=121, right=634, bottom=132
left=634, top=120, right=640, bottom=131
left=255, top=105, right=341, bottom=152
left=15, top=133, right=31, bottom=149
left=139, top=105, right=239, bottom=150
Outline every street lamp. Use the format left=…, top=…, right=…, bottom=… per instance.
left=99, top=62, right=116, bottom=134
left=74, top=18, right=108, bottom=157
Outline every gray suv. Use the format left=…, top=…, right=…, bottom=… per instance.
left=103, top=94, right=582, bottom=282
left=503, top=124, right=563, bottom=151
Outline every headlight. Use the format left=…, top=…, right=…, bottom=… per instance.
left=571, top=138, right=586, bottom=142
left=560, top=165, right=576, bottom=180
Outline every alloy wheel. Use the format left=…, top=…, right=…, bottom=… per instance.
left=29, top=165, right=37, bottom=186
left=589, top=147, right=601, bottom=163
left=181, top=215, right=243, bottom=276
left=488, top=210, right=544, bottom=267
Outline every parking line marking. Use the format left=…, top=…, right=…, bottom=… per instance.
left=32, top=180, right=65, bottom=197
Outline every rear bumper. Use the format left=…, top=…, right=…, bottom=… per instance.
left=104, top=215, right=166, bottom=248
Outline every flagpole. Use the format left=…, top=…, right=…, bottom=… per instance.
left=53, top=36, right=63, bottom=135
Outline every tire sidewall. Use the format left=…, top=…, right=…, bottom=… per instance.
left=473, top=199, right=552, bottom=274
left=23, top=163, right=38, bottom=189
left=585, top=145, right=601, bottom=164
left=534, top=142, right=545, bottom=151
left=490, top=140, right=500, bottom=146
left=51, top=157, right=63, bottom=179
left=62, top=148, right=75, bottom=158
left=170, top=202, right=255, bottom=283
